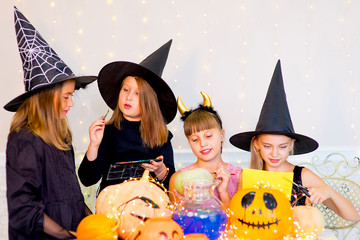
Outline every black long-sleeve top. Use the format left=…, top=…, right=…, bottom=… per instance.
left=78, top=118, right=175, bottom=193
left=6, top=129, right=87, bottom=240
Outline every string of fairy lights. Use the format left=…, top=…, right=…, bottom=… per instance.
left=340, top=0, right=359, bottom=148
left=12, top=0, right=360, bottom=157
left=236, top=1, right=245, bottom=131
left=106, top=0, right=116, bottom=59
left=303, top=1, right=315, bottom=135
left=169, top=0, right=181, bottom=152
left=273, top=1, right=280, bottom=59
left=231, top=0, right=248, bottom=167
left=201, top=0, right=213, bottom=88
left=273, top=1, right=316, bottom=135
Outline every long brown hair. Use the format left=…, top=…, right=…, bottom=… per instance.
left=9, top=80, right=74, bottom=151
left=107, top=76, right=168, bottom=148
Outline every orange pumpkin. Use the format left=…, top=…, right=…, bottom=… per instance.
left=76, top=214, right=118, bottom=240
left=96, top=170, right=171, bottom=240
left=184, top=233, right=210, bottom=239
left=134, top=217, right=184, bottom=240
left=291, top=205, right=324, bottom=238
left=229, top=187, right=293, bottom=240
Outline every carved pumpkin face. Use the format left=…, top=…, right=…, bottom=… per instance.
left=96, top=170, right=171, bottom=240
left=229, top=187, right=293, bottom=240
left=134, top=218, right=184, bottom=240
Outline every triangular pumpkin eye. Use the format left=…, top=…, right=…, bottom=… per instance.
left=241, top=191, right=256, bottom=208
left=263, top=192, right=277, bottom=210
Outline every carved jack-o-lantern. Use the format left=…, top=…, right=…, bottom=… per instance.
left=229, top=187, right=293, bottom=240
left=134, top=217, right=184, bottom=240
left=96, top=170, right=171, bottom=240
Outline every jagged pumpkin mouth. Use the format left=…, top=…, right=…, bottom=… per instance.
left=237, top=218, right=280, bottom=229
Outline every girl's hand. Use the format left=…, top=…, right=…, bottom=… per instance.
left=141, top=156, right=167, bottom=179
left=214, top=164, right=231, bottom=194
left=88, top=116, right=106, bottom=147
left=307, top=185, right=334, bottom=204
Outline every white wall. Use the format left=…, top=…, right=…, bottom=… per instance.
left=1, top=0, right=360, bottom=239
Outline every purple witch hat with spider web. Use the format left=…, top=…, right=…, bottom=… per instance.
left=4, top=7, right=97, bottom=112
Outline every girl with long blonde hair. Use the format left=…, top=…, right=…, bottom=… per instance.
left=5, top=7, right=96, bottom=240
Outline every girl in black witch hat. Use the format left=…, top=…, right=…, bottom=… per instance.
left=78, top=40, right=177, bottom=193
left=230, top=60, right=358, bottom=222
left=169, top=92, right=242, bottom=208
left=5, top=7, right=96, bottom=240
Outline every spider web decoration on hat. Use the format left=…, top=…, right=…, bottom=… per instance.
left=14, top=7, right=73, bottom=92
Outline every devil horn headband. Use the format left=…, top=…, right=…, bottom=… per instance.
left=177, top=91, right=222, bottom=128
left=177, top=91, right=212, bottom=116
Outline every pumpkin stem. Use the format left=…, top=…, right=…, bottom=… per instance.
left=112, top=216, right=121, bottom=231
left=141, top=170, right=150, bottom=181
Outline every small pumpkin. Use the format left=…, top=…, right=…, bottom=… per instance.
left=291, top=205, right=325, bottom=238
left=229, top=186, right=293, bottom=240
left=76, top=214, right=118, bottom=240
left=96, top=170, right=171, bottom=240
left=134, top=217, right=184, bottom=240
left=184, top=233, right=210, bottom=239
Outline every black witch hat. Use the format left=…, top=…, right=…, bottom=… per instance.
left=230, top=60, right=318, bottom=155
left=4, top=7, right=97, bottom=112
left=97, top=40, right=176, bottom=124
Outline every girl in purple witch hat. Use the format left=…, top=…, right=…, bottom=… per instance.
left=230, top=60, right=358, bottom=222
left=5, top=7, right=96, bottom=240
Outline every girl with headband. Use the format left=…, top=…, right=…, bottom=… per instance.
left=169, top=92, right=242, bottom=208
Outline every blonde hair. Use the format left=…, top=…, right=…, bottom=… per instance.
left=250, top=134, right=295, bottom=170
left=250, top=136, right=265, bottom=170
left=107, top=76, right=168, bottom=148
left=9, top=80, right=74, bottom=151
left=183, top=109, right=222, bottom=137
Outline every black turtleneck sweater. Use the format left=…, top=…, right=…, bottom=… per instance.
left=78, top=119, right=175, bottom=193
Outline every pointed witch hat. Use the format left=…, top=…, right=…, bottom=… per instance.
left=230, top=60, right=318, bottom=155
left=4, top=7, right=97, bottom=112
left=97, top=39, right=176, bottom=124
